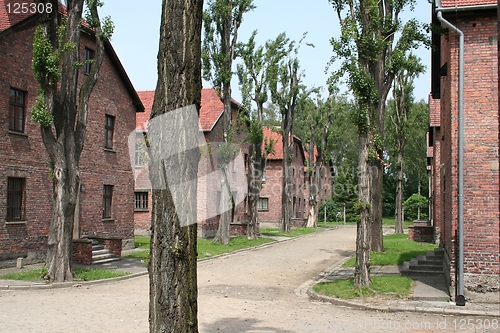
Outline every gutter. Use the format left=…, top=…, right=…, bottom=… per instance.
left=437, top=4, right=496, bottom=12
left=434, top=0, right=467, bottom=306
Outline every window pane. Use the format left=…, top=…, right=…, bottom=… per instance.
left=104, top=115, right=115, bottom=149
left=7, top=178, right=25, bottom=221
left=135, top=192, right=148, bottom=209
left=9, top=89, right=25, bottom=132
left=103, top=185, right=113, bottom=218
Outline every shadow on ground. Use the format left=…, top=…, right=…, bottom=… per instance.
left=201, top=317, right=294, bottom=333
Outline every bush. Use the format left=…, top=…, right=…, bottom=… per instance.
left=404, top=193, right=428, bottom=221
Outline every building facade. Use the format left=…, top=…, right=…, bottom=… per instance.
left=0, top=1, right=142, bottom=267
left=429, top=0, right=499, bottom=298
left=259, top=127, right=311, bottom=228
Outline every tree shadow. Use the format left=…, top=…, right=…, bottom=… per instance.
left=201, top=316, right=295, bottom=333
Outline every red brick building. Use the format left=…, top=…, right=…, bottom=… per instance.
left=258, top=127, right=332, bottom=228
left=133, top=89, right=250, bottom=237
left=0, top=0, right=143, bottom=267
left=429, top=0, right=499, bottom=298
left=133, top=91, right=330, bottom=236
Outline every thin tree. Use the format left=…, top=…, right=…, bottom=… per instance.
left=202, top=0, right=255, bottom=244
left=236, top=31, right=284, bottom=238
left=267, top=33, right=307, bottom=233
left=31, top=0, right=113, bottom=282
left=329, top=0, right=429, bottom=254
left=148, top=0, right=203, bottom=332
left=296, top=94, right=334, bottom=228
left=389, top=53, right=424, bottom=234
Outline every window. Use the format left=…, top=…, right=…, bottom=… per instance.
left=7, top=178, right=26, bottom=221
left=135, top=133, right=148, bottom=166
left=103, top=185, right=113, bottom=218
left=84, top=48, right=94, bottom=74
left=135, top=192, right=148, bottom=210
left=257, top=197, right=269, bottom=211
left=104, top=115, right=115, bottom=149
left=9, top=88, right=26, bottom=132
left=262, top=169, right=266, bottom=182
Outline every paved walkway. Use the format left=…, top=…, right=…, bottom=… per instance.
left=0, top=227, right=499, bottom=333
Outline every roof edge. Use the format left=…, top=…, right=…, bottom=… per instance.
left=436, top=0, right=497, bottom=12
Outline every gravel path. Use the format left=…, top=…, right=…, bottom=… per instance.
left=0, top=227, right=496, bottom=332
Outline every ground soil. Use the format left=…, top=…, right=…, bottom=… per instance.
left=0, top=227, right=497, bottom=332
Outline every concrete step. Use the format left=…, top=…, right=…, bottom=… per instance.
left=92, top=257, right=121, bottom=265
left=400, top=269, right=444, bottom=277
left=92, top=253, right=115, bottom=261
left=92, top=245, right=105, bottom=251
left=417, top=259, right=442, bottom=266
left=407, top=264, right=443, bottom=272
left=92, top=249, right=111, bottom=256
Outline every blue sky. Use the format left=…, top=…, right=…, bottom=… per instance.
left=100, top=0, right=432, bottom=104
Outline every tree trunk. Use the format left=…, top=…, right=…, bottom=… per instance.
left=354, top=132, right=371, bottom=288
left=213, top=168, right=232, bottom=245
left=35, top=0, right=106, bottom=283
left=370, top=92, right=386, bottom=252
left=247, top=144, right=263, bottom=239
left=148, top=0, right=203, bottom=332
left=395, top=139, right=405, bottom=234
left=306, top=166, right=320, bottom=228
left=281, top=124, right=292, bottom=233
left=370, top=160, right=384, bottom=252
left=45, top=157, right=79, bottom=282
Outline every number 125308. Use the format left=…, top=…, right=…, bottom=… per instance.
left=6, top=2, right=53, bottom=14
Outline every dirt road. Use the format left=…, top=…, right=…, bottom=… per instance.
left=0, top=227, right=496, bottom=332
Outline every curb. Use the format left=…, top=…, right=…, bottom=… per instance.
left=307, top=288, right=500, bottom=317
left=1, top=228, right=335, bottom=290
left=0, top=271, right=148, bottom=291
left=302, top=256, right=500, bottom=318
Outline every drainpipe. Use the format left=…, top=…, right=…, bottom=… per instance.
left=434, top=0, right=465, bottom=306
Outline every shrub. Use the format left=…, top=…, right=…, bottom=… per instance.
left=404, top=193, right=428, bottom=221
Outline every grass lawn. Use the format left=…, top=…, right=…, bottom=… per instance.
left=134, top=236, right=150, bottom=248
left=313, top=276, right=414, bottom=300
left=382, top=217, right=413, bottom=228
left=0, top=267, right=129, bottom=282
left=343, top=234, right=437, bottom=267
left=259, top=227, right=319, bottom=237
left=124, top=236, right=276, bottom=261
left=197, top=237, right=274, bottom=259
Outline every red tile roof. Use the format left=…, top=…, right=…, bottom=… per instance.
left=440, top=0, right=496, bottom=7
left=199, top=88, right=224, bottom=132
left=262, top=127, right=305, bottom=161
left=136, top=88, right=227, bottom=132
left=263, top=127, right=282, bottom=160
left=136, top=91, right=154, bottom=130
left=303, top=146, right=319, bottom=163
left=429, top=94, right=441, bottom=127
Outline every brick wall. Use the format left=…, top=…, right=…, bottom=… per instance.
left=0, top=18, right=136, bottom=265
left=73, top=239, right=93, bottom=266
left=438, top=12, right=499, bottom=292
left=259, top=138, right=308, bottom=227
